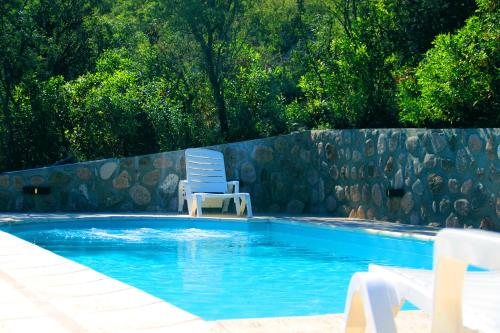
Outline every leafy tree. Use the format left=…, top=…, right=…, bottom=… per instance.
left=0, top=0, right=38, bottom=168
left=225, top=47, right=287, bottom=140
left=0, top=0, right=492, bottom=171
left=161, top=0, right=245, bottom=140
left=65, top=49, right=159, bottom=160
left=399, top=0, right=499, bottom=126
left=9, top=77, right=70, bottom=168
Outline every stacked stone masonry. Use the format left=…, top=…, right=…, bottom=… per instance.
left=0, top=128, right=499, bottom=230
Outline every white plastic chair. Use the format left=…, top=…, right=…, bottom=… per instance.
left=344, top=229, right=500, bottom=333
left=177, top=148, right=252, bottom=217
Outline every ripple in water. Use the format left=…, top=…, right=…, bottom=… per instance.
left=29, top=227, right=240, bottom=243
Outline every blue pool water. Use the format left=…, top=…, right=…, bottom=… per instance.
left=1, top=218, right=433, bottom=320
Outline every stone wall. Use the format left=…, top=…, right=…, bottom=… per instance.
left=0, top=128, right=499, bottom=229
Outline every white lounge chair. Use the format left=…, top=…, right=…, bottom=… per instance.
left=177, top=148, right=252, bottom=217
left=344, top=228, right=500, bottom=333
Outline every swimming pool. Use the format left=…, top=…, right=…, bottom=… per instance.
left=0, top=218, right=433, bottom=320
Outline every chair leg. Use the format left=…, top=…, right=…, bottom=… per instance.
left=188, top=195, right=196, bottom=217
left=222, top=198, right=230, bottom=213
left=344, top=272, right=399, bottom=333
left=234, top=195, right=241, bottom=216
left=178, top=188, right=184, bottom=213
left=244, top=194, right=252, bottom=217
left=196, top=195, right=203, bottom=217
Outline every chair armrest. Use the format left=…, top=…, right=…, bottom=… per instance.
left=227, top=181, right=239, bottom=193
left=178, top=180, right=188, bottom=196
left=435, top=229, right=500, bottom=271
left=431, top=229, right=500, bottom=332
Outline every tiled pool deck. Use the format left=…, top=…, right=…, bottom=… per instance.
left=0, top=214, right=437, bottom=332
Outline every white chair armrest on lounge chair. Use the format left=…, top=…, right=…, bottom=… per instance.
left=344, top=229, right=500, bottom=333
left=178, top=148, right=252, bottom=217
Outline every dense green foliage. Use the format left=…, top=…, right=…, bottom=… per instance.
left=0, top=0, right=497, bottom=171
left=398, top=1, right=499, bottom=126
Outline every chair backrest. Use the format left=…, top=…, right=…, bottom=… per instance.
left=185, top=148, right=228, bottom=193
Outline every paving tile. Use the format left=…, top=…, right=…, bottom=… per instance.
left=0, top=317, right=71, bottom=333
left=71, top=301, right=198, bottom=332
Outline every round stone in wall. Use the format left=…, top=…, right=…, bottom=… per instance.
left=49, top=172, right=71, bottom=186
left=456, top=149, right=469, bottom=172
left=13, top=176, right=24, bottom=191
left=448, top=179, right=459, bottom=193
left=427, top=173, right=444, bottom=194
left=490, top=163, right=500, bottom=182
left=431, top=132, right=447, bottom=153
left=340, top=165, right=349, bottom=180
left=300, top=149, right=311, bottom=162
left=413, top=159, right=423, bottom=176
left=365, top=139, right=375, bottom=157
left=358, top=165, right=366, bottom=180
left=335, top=185, right=345, bottom=201
left=343, top=131, right=352, bottom=144
left=350, top=166, right=357, bottom=180
left=129, top=185, right=151, bottom=206
left=325, top=195, right=337, bottom=212
left=389, top=132, right=399, bottom=152
left=0, top=175, right=9, bottom=189
left=345, top=148, right=352, bottom=161
left=461, top=179, right=474, bottom=195
left=468, top=134, right=483, bottom=152
left=153, top=156, right=173, bottom=169
left=76, top=167, right=92, bottom=181
left=160, top=173, right=179, bottom=194
left=30, top=176, right=45, bottom=186
left=384, top=156, right=395, bottom=174
left=423, top=154, right=436, bottom=169
left=357, top=206, right=366, bottom=219
left=350, top=185, right=361, bottom=202
left=401, top=192, right=414, bottom=214
left=439, top=197, right=451, bottom=214
left=317, top=142, right=324, bottom=157
left=445, top=213, right=460, bottom=228
left=362, top=184, right=370, bottom=202
left=344, top=186, right=351, bottom=201
left=496, top=197, right=500, bottom=218
left=367, top=208, right=376, bottom=220
left=329, top=165, right=339, bottom=180
left=286, top=199, right=305, bottom=214
left=352, top=150, right=362, bottom=162
left=405, top=136, right=420, bottom=155
left=251, top=145, right=274, bottom=162
left=100, top=162, right=118, bottom=180
left=372, top=184, right=383, bottom=207
left=394, top=169, right=404, bottom=189
left=142, top=169, right=161, bottom=186
left=325, top=143, right=335, bottom=161
left=113, top=171, right=130, bottom=189
left=377, top=133, right=387, bottom=154
left=485, top=136, right=495, bottom=160
left=139, top=157, right=152, bottom=167
left=454, top=199, right=471, bottom=216
left=274, top=137, right=288, bottom=153
left=307, top=169, right=319, bottom=186
left=412, top=179, right=424, bottom=196
left=240, top=162, right=256, bottom=183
